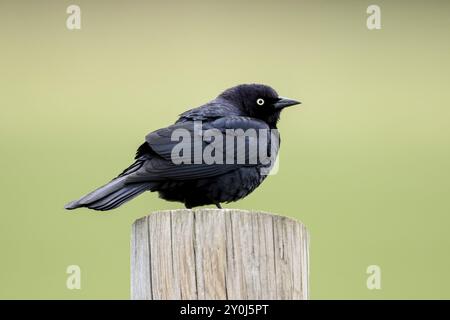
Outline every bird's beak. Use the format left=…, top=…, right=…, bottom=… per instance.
left=273, top=97, right=301, bottom=109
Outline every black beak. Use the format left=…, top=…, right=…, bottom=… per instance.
left=273, top=97, right=301, bottom=109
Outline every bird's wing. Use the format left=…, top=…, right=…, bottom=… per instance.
left=125, top=117, right=271, bottom=183
left=209, top=116, right=270, bottom=131
left=177, top=99, right=243, bottom=121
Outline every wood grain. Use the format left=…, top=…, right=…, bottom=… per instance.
left=131, top=209, right=309, bottom=300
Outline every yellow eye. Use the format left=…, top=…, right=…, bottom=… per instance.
left=256, top=98, right=265, bottom=106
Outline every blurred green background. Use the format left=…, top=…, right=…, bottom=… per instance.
left=1, top=0, right=449, bottom=299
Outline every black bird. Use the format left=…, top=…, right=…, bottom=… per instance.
left=65, top=84, right=300, bottom=211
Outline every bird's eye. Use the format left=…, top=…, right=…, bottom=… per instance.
left=256, top=98, right=265, bottom=106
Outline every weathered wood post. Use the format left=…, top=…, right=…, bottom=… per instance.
left=131, top=209, right=309, bottom=300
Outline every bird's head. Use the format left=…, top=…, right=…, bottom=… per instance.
left=218, top=84, right=301, bottom=127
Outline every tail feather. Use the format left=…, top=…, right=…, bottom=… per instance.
left=65, top=160, right=152, bottom=211
left=83, top=183, right=151, bottom=211
left=104, top=184, right=151, bottom=209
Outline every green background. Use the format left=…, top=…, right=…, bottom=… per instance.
left=1, top=0, right=449, bottom=299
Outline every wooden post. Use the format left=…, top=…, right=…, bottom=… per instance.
left=131, top=209, right=309, bottom=300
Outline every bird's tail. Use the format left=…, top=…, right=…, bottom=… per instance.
left=65, top=161, right=152, bottom=211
